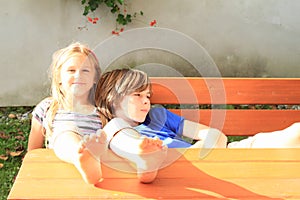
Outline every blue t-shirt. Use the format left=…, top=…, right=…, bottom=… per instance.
left=135, top=107, right=192, bottom=148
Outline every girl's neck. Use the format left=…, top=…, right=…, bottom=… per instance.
left=73, top=102, right=95, bottom=114
left=63, top=97, right=94, bottom=114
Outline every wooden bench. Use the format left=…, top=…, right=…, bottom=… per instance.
left=150, top=77, right=300, bottom=136
left=8, top=77, right=300, bottom=200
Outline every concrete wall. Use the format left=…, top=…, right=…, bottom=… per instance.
left=1, top=0, right=299, bottom=106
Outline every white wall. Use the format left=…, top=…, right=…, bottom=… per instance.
left=1, top=0, right=299, bottom=106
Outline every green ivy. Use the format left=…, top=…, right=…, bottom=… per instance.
left=81, top=0, right=143, bottom=27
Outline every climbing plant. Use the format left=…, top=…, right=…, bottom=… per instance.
left=80, top=0, right=146, bottom=33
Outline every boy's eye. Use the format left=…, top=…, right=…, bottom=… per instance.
left=82, top=69, right=90, bottom=72
left=68, top=69, right=75, bottom=73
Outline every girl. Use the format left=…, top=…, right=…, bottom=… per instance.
left=27, top=42, right=106, bottom=184
left=28, top=42, right=166, bottom=184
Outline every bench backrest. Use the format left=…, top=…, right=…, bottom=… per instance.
left=150, top=78, right=300, bottom=136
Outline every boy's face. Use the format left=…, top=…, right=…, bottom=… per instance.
left=60, top=54, right=96, bottom=103
left=115, top=88, right=151, bottom=126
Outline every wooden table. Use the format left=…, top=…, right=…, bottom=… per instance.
left=8, top=148, right=300, bottom=200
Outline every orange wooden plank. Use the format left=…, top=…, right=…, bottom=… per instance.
left=10, top=178, right=299, bottom=200
left=16, top=159, right=300, bottom=179
left=150, top=78, right=300, bottom=105
left=8, top=149, right=300, bottom=200
left=18, top=149, right=300, bottom=179
left=170, top=109, right=300, bottom=135
left=22, top=148, right=300, bottom=163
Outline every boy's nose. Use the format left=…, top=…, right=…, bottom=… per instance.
left=143, top=98, right=150, bottom=104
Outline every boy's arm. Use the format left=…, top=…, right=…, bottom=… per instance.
left=182, top=120, right=227, bottom=148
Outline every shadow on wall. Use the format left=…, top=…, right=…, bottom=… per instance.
left=109, top=49, right=269, bottom=77
left=216, top=53, right=268, bottom=77
left=0, top=83, right=50, bottom=106
left=108, top=49, right=201, bottom=77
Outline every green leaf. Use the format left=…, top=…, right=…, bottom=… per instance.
left=83, top=6, right=90, bottom=16
left=111, top=5, right=119, bottom=13
left=104, top=0, right=114, bottom=7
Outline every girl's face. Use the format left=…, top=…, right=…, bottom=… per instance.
left=115, top=88, right=151, bottom=126
left=60, top=54, right=96, bottom=103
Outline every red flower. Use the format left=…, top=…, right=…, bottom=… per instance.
left=120, top=28, right=124, bottom=32
left=150, top=20, right=157, bottom=26
left=87, top=17, right=93, bottom=22
left=112, top=30, right=119, bottom=35
left=87, top=17, right=99, bottom=24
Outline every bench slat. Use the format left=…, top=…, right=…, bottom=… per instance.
left=10, top=178, right=300, bottom=199
left=170, top=109, right=300, bottom=135
left=16, top=161, right=300, bottom=179
left=150, top=78, right=300, bottom=104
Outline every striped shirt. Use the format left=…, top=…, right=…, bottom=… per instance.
left=32, top=98, right=102, bottom=148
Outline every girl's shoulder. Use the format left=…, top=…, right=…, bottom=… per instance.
left=32, top=97, right=53, bottom=122
left=35, top=97, right=53, bottom=110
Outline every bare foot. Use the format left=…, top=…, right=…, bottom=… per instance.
left=83, top=129, right=108, bottom=160
left=135, top=137, right=168, bottom=183
left=75, top=130, right=108, bottom=184
left=103, top=118, right=167, bottom=183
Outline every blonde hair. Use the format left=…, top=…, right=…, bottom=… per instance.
left=46, top=42, right=101, bottom=135
left=95, top=68, right=151, bottom=126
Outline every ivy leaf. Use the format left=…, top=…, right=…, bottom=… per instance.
left=110, top=5, right=120, bottom=13
left=117, top=0, right=124, bottom=4
left=105, top=0, right=114, bottom=7
left=125, top=14, right=132, bottom=23
left=83, top=6, right=90, bottom=16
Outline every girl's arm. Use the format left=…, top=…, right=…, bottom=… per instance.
left=27, top=117, right=45, bottom=151
left=27, top=97, right=53, bottom=151
left=182, top=120, right=228, bottom=148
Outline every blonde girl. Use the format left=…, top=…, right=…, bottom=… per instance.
left=28, top=42, right=107, bottom=184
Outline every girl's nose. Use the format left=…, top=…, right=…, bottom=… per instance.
left=74, top=70, right=81, bottom=78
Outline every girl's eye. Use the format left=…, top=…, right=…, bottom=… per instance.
left=82, top=69, right=90, bottom=72
left=133, top=93, right=140, bottom=96
left=68, top=69, right=75, bottom=73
